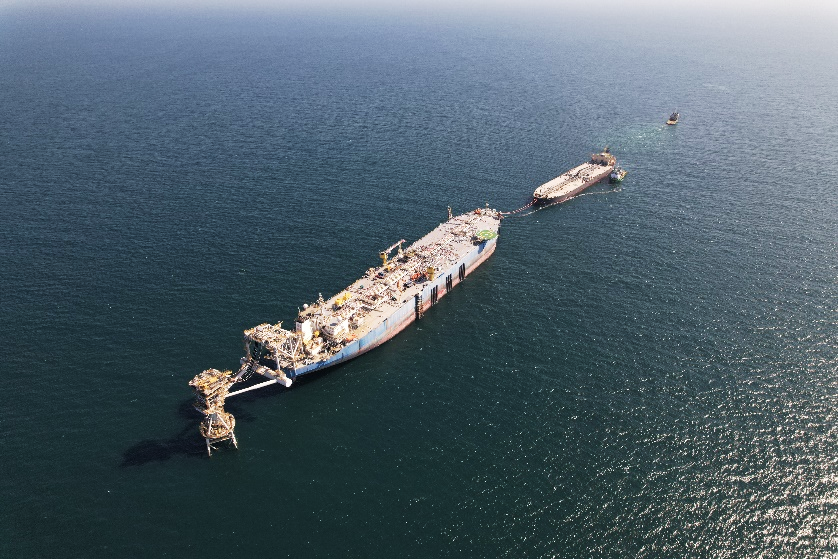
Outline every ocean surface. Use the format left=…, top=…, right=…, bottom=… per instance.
left=1, top=7, right=836, bottom=557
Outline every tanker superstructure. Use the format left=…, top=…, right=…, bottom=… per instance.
left=533, top=148, right=616, bottom=204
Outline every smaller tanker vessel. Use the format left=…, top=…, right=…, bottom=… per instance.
left=533, top=148, right=616, bottom=205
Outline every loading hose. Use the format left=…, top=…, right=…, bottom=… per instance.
left=500, top=198, right=536, bottom=216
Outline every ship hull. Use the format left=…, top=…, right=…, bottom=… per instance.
left=534, top=167, right=611, bottom=205
left=284, top=237, right=497, bottom=379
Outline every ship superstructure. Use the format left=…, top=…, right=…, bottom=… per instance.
left=610, top=166, right=627, bottom=183
left=533, top=148, right=616, bottom=204
left=190, top=207, right=501, bottom=453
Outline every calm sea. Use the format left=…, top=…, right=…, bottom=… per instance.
left=1, top=7, right=836, bottom=558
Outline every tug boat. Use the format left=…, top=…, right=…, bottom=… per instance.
left=666, top=111, right=679, bottom=125
left=609, top=166, right=627, bottom=183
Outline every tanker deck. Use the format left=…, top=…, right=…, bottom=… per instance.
left=533, top=148, right=616, bottom=204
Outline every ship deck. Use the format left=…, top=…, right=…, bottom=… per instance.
left=290, top=209, right=501, bottom=364
left=534, top=162, right=612, bottom=200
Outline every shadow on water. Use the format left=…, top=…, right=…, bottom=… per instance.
left=121, top=354, right=371, bottom=466
left=120, top=399, right=260, bottom=466
left=120, top=423, right=208, bottom=466
left=120, top=378, right=305, bottom=466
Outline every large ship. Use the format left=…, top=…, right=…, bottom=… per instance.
left=533, top=148, right=616, bottom=204
left=189, top=207, right=502, bottom=454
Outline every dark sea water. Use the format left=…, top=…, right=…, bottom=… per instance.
left=1, top=7, right=837, bottom=557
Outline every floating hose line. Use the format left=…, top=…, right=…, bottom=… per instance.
left=500, top=186, right=623, bottom=218
left=499, top=198, right=536, bottom=216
